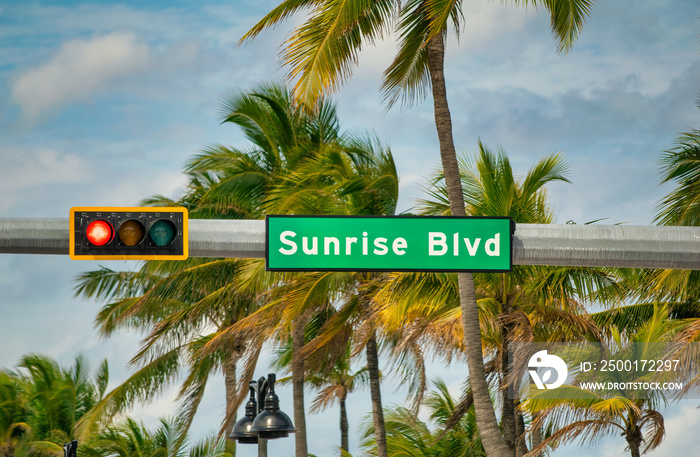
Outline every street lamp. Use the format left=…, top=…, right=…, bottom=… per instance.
left=229, top=373, right=295, bottom=457
left=63, top=441, right=77, bottom=457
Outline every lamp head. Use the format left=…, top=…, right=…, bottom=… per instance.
left=249, top=374, right=295, bottom=439
left=228, top=386, right=259, bottom=444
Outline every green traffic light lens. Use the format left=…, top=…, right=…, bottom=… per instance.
left=118, top=220, right=145, bottom=247
left=149, top=220, right=176, bottom=247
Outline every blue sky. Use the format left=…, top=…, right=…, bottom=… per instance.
left=1, top=1, right=700, bottom=456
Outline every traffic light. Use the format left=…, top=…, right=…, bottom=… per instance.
left=70, top=207, right=188, bottom=260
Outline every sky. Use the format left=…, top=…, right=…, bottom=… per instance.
left=0, top=0, right=699, bottom=456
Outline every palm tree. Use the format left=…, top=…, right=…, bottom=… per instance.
left=273, top=337, right=369, bottom=454
left=0, top=355, right=109, bottom=456
left=426, top=379, right=485, bottom=457
left=75, top=152, right=270, bottom=443
left=360, top=379, right=485, bottom=457
left=75, top=82, right=400, bottom=457
left=191, top=84, right=399, bottom=457
left=241, top=4, right=597, bottom=456
left=74, top=82, right=346, bottom=451
left=590, top=278, right=700, bottom=403
left=83, top=418, right=181, bottom=457
left=375, top=143, right=625, bottom=455
left=640, top=127, right=700, bottom=317
left=520, top=306, right=684, bottom=457
left=187, top=90, right=401, bottom=457
left=523, top=388, right=663, bottom=457
left=74, top=257, right=262, bottom=446
left=308, top=359, right=368, bottom=454
left=262, top=141, right=400, bottom=457
left=263, top=270, right=395, bottom=457
left=0, top=372, right=31, bottom=457
left=22, top=355, right=108, bottom=447
left=81, top=417, right=232, bottom=457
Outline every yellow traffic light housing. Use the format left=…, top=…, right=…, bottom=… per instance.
left=70, top=207, right=188, bottom=260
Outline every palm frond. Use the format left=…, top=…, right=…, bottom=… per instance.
left=382, top=0, right=432, bottom=108
left=655, top=129, right=700, bottom=226
left=239, top=0, right=321, bottom=43
left=640, top=409, right=665, bottom=453
left=281, top=0, right=395, bottom=106
left=73, top=267, right=152, bottom=302
left=537, top=0, right=596, bottom=54
left=74, top=349, right=181, bottom=441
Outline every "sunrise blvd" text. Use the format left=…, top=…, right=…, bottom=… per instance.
left=277, top=230, right=501, bottom=259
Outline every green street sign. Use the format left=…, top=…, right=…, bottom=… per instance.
left=266, top=215, right=514, bottom=272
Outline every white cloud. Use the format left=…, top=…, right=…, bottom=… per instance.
left=0, top=147, right=90, bottom=211
left=455, top=1, right=537, bottom=52
left=11, top=33, right=151, bottom=125
left=0, top=147, right=89, bottom=189
left=0, top=143, right=189, bottom=216
left=99, top=171, right=188, bottom=207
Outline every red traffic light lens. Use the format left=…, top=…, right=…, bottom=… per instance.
left=86, top=220, right=114, bottom=246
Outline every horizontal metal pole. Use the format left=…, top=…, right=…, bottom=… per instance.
left=1, top=218, right=700, bottom=270
left=0, top=218, right=70, bottom=255
left=512, top=224, right=700, bottom=269
left=188, top=219, right=265, bottom=258
left=0, top=218, right=267, bottom=259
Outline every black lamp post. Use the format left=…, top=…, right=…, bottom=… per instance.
left=229, top=373, right=295, bottom=457
left=63, top=441, right=77, bottom=457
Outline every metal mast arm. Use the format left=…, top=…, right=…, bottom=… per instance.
left=2, top=218, right=700, bottom=270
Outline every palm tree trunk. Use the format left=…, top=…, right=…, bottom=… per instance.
left=627, top=439, right=641, bottom=457
left=293, top=312, right=312, bottom=457
left=625, top=426, right=642, bottom=457
left=224, top=355, right=238, bottom=455
left=514, top=399, right=529, bottom=457
left=531, top=411, right=543, bottom=455
left=426, top=32, right=511, bottom=457
left=501, top=298, right=516, bottom=457
left=366, top=331, right=388, bottom=457
left=340, top=394, right=349, bottom=453
left=501, top=347, right=516, bottom=456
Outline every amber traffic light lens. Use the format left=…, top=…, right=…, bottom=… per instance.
left=149, top=220, right=176, bottom=247
left=118, top=220, right=145, bottom=247
left=86, top=220, right=114, bottom=246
